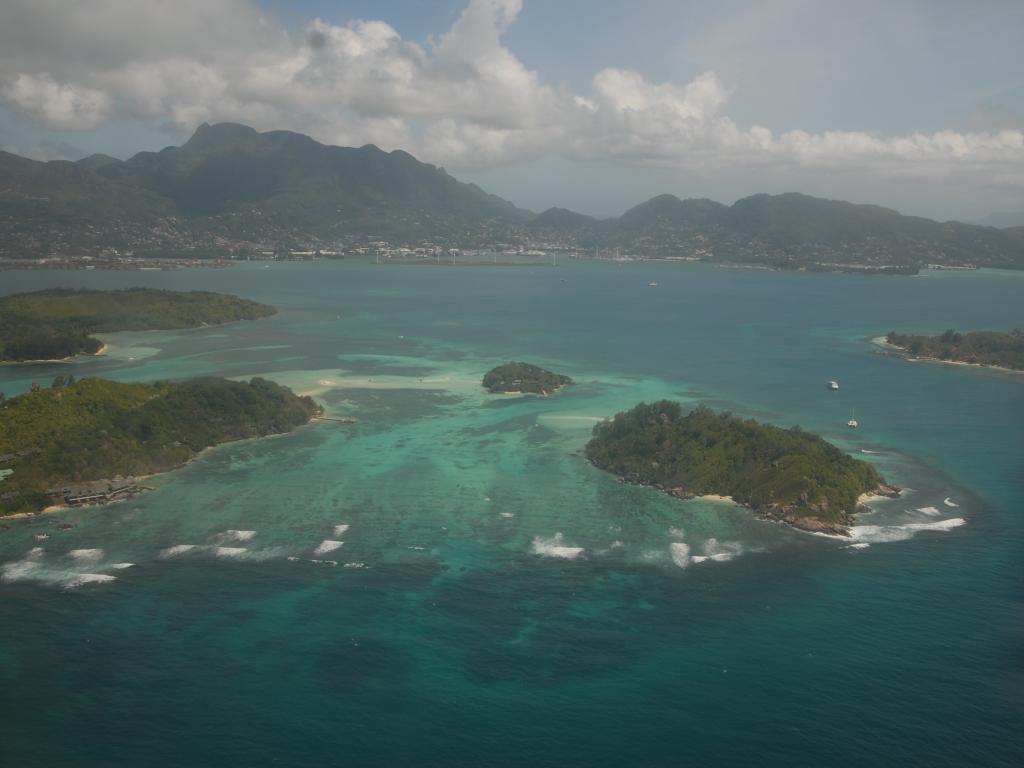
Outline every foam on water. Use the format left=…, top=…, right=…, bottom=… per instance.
left=217, top=530, right=256, bottom=543
left=215, top=547, right=248, bottom=558
left=701, top=538, right=745, bottom=562
left=159, top=544, right=198, bottom=559
left=333, top=524, right=350, bottom=536
left=65, top=574, right=117, bottom=589
left=845, top=543, right=871, bottom=550
left=2, top=548, right=120, bottom=589
left=1, top=558, right=44, bottom=584
left=916, top=506, right=942, bottom=516
left=668, top=527, right=686, bottom=539
left=314, top=540, right=345, bottom=555
left=944, top=497, right=960, bottom=508
left=69, top=548, right=104, bottom=564
left=669, top=542, right=691, bottom=568
left=111, top=563, right=135, bottom=569
left=848, top=517, right=966, bottom=544
left=531, top=533, right=584, bottom=560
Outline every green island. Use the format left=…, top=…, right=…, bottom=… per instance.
left=0, top=376, right=319, bottom=516
left=0, top=288, right=275, bottom=362
left=482, top=362, right=573, bottom=395
left=585, top=402, right=898, bottom=535
left=885, top=329, right=1024, bottom=371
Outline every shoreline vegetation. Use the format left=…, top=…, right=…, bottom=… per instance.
left=0, top=288, right=275, bottom=363
left=585, top=402, right=898, bottom=536
left=483, top=362, right=573, bottom=395
left=0, top=376, right=320, bottom=516
left=882, top=329, right=1024, bottom=372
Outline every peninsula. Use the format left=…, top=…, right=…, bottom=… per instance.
left=0, top=288, right=275, bottom=362
left=483, top=362, right=573, bottom=395
left=585, top=402, right=898, bottom=535
left=0, top=376, right=319, bottom=515
left=885, top=329, right=1024, bottom=371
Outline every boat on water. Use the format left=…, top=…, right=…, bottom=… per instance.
left=648, top=281, right=658, bottom=287
left=828, top=380, right=840, bottom=390
left=847, top=409, right=858, bottom=428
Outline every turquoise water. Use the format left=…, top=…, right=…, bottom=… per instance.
left=1, top=262, right=1022, bottom=766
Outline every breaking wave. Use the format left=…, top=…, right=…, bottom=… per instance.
left=65, top=574, right=117, bottom=588
left=915, top=506, right=942, bottom=517
left=669, top=542, right=691, bottom=568
left=159, top=544, right=198, bottom=559
left=314, top=540, right=345, bottom=555
left=531, top=533, right=584, bottom=560
left=216, top=530, right=256, bottom=543
left=214, top=547, right=248, bottom=558
left=2, top=548, right=119, bottom=589
left=943, top=497, right=960, bottom=508
left=69, top=548, right=104, bottom=564
left=848, top=517, right=966, bottom=544
left=333, top=524, right=350, bottom=536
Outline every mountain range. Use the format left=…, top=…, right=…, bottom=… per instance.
left=2, top=122, right=1022, bottom=270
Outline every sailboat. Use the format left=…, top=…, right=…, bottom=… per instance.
left=847, top=409, right=858, bottom=428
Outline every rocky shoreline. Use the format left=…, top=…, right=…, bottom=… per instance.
left=606, top=468, right=901, bottom=536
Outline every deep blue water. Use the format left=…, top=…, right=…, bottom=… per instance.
left=1, top=262, right=1022, bottom=767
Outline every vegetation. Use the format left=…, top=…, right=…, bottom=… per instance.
left=0, top=376, right=319, bottom=515
left=3, top=123, right=1022, bottom=269
left=483, top=362, right=573, bottom=394
left=585, top=402, right=891, bottom=533
left=0, top=288, right=275, bottom=362
left=886, top=329, right=1024, bottom=370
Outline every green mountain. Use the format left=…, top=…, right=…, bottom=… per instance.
left=92, top=123, right=527, bottom=240
left=540, top=192, right=1024, bottom=269
left=1, top=122, right=1022, bottom=269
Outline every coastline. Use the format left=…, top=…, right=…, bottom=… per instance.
left=0, top=410, right=324, bottom=521
left=611, top=472, right=899, bottom=537
left=0, top=343, right=110, bottom=366
left=872, top=336, right=1022, bottom=374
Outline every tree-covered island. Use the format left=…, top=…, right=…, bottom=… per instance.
left=585, top=402, right=899, bottom=535
left=885, top=329, right=1024, bottom=371
left=482, top=362, right=573, bottom=395
left=0, top=288, right=275, bottom=362
left=0, top=376, right=320, bottom=515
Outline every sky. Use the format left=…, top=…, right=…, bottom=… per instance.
left=0, top=0, right=1022, bottom=221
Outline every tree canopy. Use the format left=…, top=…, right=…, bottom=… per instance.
left=0, top=288, right=275, bottom=362
left=886, top=329, right=1024, bottom=370
left=482, top=362, right=573, bottom=394
left=0, top=376, right=318, bottom=515
left=585, top=402, right=886, bottom=527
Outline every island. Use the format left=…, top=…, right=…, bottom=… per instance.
left=0, top=376, right=319, bottom=516
left=0, top=288, right=276, bottom=362
left=585, top=402, right=899, bottom=535
left=482, top=362, right=573, bottom=395
left=885, top=329, right=1024, bottom=371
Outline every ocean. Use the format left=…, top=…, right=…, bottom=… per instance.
left=1, top=261, right=1022, bottom=767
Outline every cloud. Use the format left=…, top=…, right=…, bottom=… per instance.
left=0, top=0, right=1021, bottom=186
left=2, top=73, right=110, bottom=130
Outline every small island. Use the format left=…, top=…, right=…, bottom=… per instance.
left=482, top=362, right=573, bottom=395
left=0, top=376, right=319, bottom=516
left=0, top=288, right=276, bottom=362
left=585, top=402, right=898, bottom=535
left=885, top=329, right=1024, bottom=371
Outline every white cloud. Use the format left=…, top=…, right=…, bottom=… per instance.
left=2, top=73, right=110, bottom=130
left=0, top=0, right=1021, bottom=187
